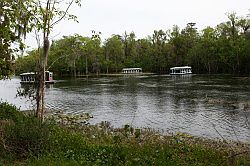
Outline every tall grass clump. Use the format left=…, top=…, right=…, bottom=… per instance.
left=0, top=102, right=50, bottom=161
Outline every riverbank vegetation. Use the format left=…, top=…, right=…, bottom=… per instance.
left=1, top=102, right=249, bottom=165
left=15, top=12, right=250, bottom=76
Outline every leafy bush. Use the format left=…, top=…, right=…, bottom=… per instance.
left=0, top=102, right=50, bottom=159
left=0, top=102, right=25, bottom=123
left=4, top=117, right=50, bottom=159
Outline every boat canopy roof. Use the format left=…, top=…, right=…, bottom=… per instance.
left=20, top=71, right=52, bottom=76
left=122, top=68, right=142, bottom=71
left=170, top=66, right=191, bottom=70
left=20, top=72, right=36, bottom=76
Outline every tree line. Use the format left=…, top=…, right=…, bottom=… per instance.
left=15, top=12, right=250, bottom=76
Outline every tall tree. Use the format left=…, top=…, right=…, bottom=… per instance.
left=104, top=35, right=124, bottom=73
left=32, top=0, right=81, bottom=120
left=122, top=32, right=138, bottom=67
left=151, top=30, right=168, bottom=73
left=189, top=27, right=217, bottom=73
left=76, top=31, right=102, bottom=75
left=168, top=25, right=185, bottom=66
left=136, top=38, right=153, bottom=72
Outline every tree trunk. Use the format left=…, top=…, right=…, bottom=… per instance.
left=85, top=54, right=88, bottom=75
left=41, top=37, right=49, bottom=121
left=36, top=37, right=49, bottom=121
left=73, top=60, right=76, bottom=77
left=115, top=56, right=117, bottom=73
left=207, top=62, right=211, bottom=74
left=237, top=53, right=240, bottom=75
left=106, top=66, right=109, bottom=74
left=36, top=66, right=42, bottom=118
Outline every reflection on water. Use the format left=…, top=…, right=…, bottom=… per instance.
left=0, top=75, right=250, bottom=142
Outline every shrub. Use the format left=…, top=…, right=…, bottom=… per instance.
left=0, top=102, right=25, bottom=123
left=4, top=117, right=50, bottom=159
left=0, top=102, right=50, bottom=159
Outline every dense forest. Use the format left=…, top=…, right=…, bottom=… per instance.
left=15, top=13, right=250, bottom=76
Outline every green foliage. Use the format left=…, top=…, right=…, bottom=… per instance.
left=16, top=12, right=250, bottom=76
left=0, top=102, right=25, bottom=123
left=47, top=33, right=102, bottom=76
left=3, top=116, right=50, bottom=159
left=104, top=35, right=125, bottom=73
left=0, top=59, right=13, bottom=80
left=0, top=102, right=50, bottom=160
left=15, top=50, right=39, bottom=75
left=0, top=0, right=36, bottom=79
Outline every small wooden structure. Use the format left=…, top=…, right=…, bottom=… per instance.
left=20, top=71, right=54, bottom=84
left=170, top=66, right=192, bottom=75
left=122, top=68, right=142, bottom=74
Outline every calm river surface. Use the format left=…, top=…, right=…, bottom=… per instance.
left=0, top=75, right=250, bottom=142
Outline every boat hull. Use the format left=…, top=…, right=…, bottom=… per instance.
left=20, top=81, right=55, bottom=84
left=170, top=73, right=192, bottom=75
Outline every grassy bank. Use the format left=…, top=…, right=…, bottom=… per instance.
left=0, top=102, right=249, bottom=165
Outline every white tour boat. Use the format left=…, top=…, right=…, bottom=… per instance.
left=122, top=68, right=142, bottom=74
left=170, top=66, right=192, bottom=75
left=20, top=71, right=54, bottom=84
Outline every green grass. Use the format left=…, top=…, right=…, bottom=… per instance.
left=0, top=102, right=249, bottom=166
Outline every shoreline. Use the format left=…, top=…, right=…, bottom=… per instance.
left=54, top=72, right=156, bottom=78
left=1, top=102, right=250, bottom=165
left=22, top=108, right=250, bottom=145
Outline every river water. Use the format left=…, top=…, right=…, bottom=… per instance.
left=0, top=75, right=250, bottom=142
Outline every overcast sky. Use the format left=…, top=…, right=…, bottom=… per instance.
left=26, top=0, right=249, bottom=49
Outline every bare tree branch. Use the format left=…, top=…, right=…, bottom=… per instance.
left=46, top=54, right=68, bottom=71
left=51, top=0, right=74, bottom=26
left=211, top=123, right=235, bottom=152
